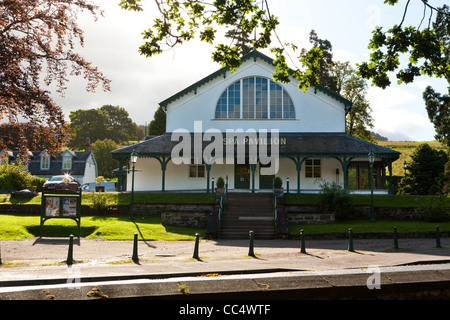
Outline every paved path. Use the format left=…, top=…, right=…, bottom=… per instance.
left=1, top=237, right=449, bottom=283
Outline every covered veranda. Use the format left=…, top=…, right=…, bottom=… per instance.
left=111, top=133, right=400, bottom=194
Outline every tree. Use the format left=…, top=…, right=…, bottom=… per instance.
left=148, top=107, right=166, bottom=135
left=0, top=0, right=110, bottom=155
left=119, top=0, right=323, bottom=92
left=68, top=108, right=109, bottom=149
left=357, top=2, right=450, bottom=88
left=423, top=86, right=450, bottom=147
left=302, top=30, right=338, bottom=93
left=68, top=105, right=142, bottom=149
left=119, top=0, right=450, bottom=92
left=91, top=139, right=121, bottom=178
left=342, top=73, right=374, bottom=143
left=101, top=105, right=142, bottom=143
left=398, top=143, right=448, bottom=195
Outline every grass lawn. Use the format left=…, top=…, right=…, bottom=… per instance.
left=289, top=220, right=450, bottom=235
left=0, top=214, right=205, bottom=241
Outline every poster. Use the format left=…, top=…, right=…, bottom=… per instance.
left=62, top=197, right=77, bottom=217
left=45, top=197, right=60, bottom=217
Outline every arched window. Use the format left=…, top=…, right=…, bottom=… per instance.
left=215, top=77, right=295, bottom=119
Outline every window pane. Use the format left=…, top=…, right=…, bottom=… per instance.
left=242, top=78, right=255, bottom=119
left=215, top=91, right=228, bottom=118
left=255, top=77, right=268, bottom=118
left=283, top=91, right=295, bottom=119
left=228, top=82, right=240, bottom=118
left=63, top=157, right=71, bottom=169
left=270, top=81, right=283, bottom=119
left=305, top=167, right=312, bottom=178
left=197, top=165, right=205, bottom=177
left=314, top=166, right=321, bottom=178
left=189, top=165, right=197, bottom=177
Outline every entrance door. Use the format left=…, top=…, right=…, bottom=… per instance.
left=259, top=163, right=274, bottom=189
left=235, top=164, right=250, bottom=189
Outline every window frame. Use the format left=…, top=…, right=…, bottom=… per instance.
left=215, top=77, right=295, bottom=120
left=189, top=164, right=206, bottom=178
left=41, top=154, right=50, bottom=170
left=62, top=156, right=72, bottom=170
left=305, top=159, right=321, bottom=178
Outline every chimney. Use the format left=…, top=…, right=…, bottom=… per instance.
left=85, top=137, right=91, bottom=153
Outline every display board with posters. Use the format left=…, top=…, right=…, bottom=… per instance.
left=40, top=188, right=82, bottom=238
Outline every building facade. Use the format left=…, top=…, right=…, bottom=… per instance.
left=112, top=50, right=400, bottom=194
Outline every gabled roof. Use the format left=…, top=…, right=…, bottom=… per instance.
left=10, top=151, right=93, bottom=177
left=159, top=50, right=353, bottom=112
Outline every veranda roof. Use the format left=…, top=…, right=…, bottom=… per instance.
left=111, top=133, right=400, bottom=161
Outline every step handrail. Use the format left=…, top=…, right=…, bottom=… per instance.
left=217, top=179, right=228, bottom=240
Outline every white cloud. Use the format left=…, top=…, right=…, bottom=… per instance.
left=367, top=87, right=417, bottom=110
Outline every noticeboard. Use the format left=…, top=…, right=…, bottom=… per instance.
left=40, top=189, right=82, bottom=238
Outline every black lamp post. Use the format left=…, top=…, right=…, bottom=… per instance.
left=368, top=150, right=376, bottom=222
left=129, top=149, right=138, bottom=220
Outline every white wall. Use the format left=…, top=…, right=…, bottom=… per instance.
left=81, top=153, right=97, bottom=185
left=129, top=157, right=344, bottom=192
left=165, top=59, right=346, bottom=134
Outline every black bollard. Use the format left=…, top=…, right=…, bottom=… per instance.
left=248, top=231, right=255, bottom=257
left=348, top=228, right=355, bottom=252
left=67, top=234, right=74, bottom=265
left=436, top=226, right=442, bottom=248
left=132, top=233, right=139, bottom=262
left=193, top=233, right=200, bottom=259
left=393, top=227, right=399, bottom=249
left=300, top=229, right=306, bottom=254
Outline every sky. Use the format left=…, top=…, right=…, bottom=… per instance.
left=50, top=0, right=450, bottom=142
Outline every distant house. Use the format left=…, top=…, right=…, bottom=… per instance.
left=7, top=147, right=97, bottom=185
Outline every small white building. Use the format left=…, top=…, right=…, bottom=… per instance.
left=112, top=50, right=399, bottom=194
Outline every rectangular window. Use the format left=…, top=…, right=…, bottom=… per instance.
left=305, top=159, right=321, bottom=178
left=63, top=156, right=72, bottom=170
left=41, top=155, right=50, bottom=170
left=189, top=165, right=205, bottom=178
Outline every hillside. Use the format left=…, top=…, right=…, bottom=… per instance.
left=376, top=141, right=447, bottom=176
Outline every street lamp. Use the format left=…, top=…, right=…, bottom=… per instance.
left=368, top=150, right=375, bottom=222
left=130, top=149, right=138, bottom=220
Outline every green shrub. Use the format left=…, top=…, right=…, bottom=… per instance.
left=317, top=181, right=358, bottom=219
left=0, top=173, right=13, bottom=190
left=32, top=176, right=47, bottom=192
left=274, top=176, right=283, bottom=189
left=418, top=196, right=450, bottom=222
left=90, top=190, right=110, bottom=212
left=216, top=177, right=225, bottom=188
left=0, top=162, right=33, bottom=190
